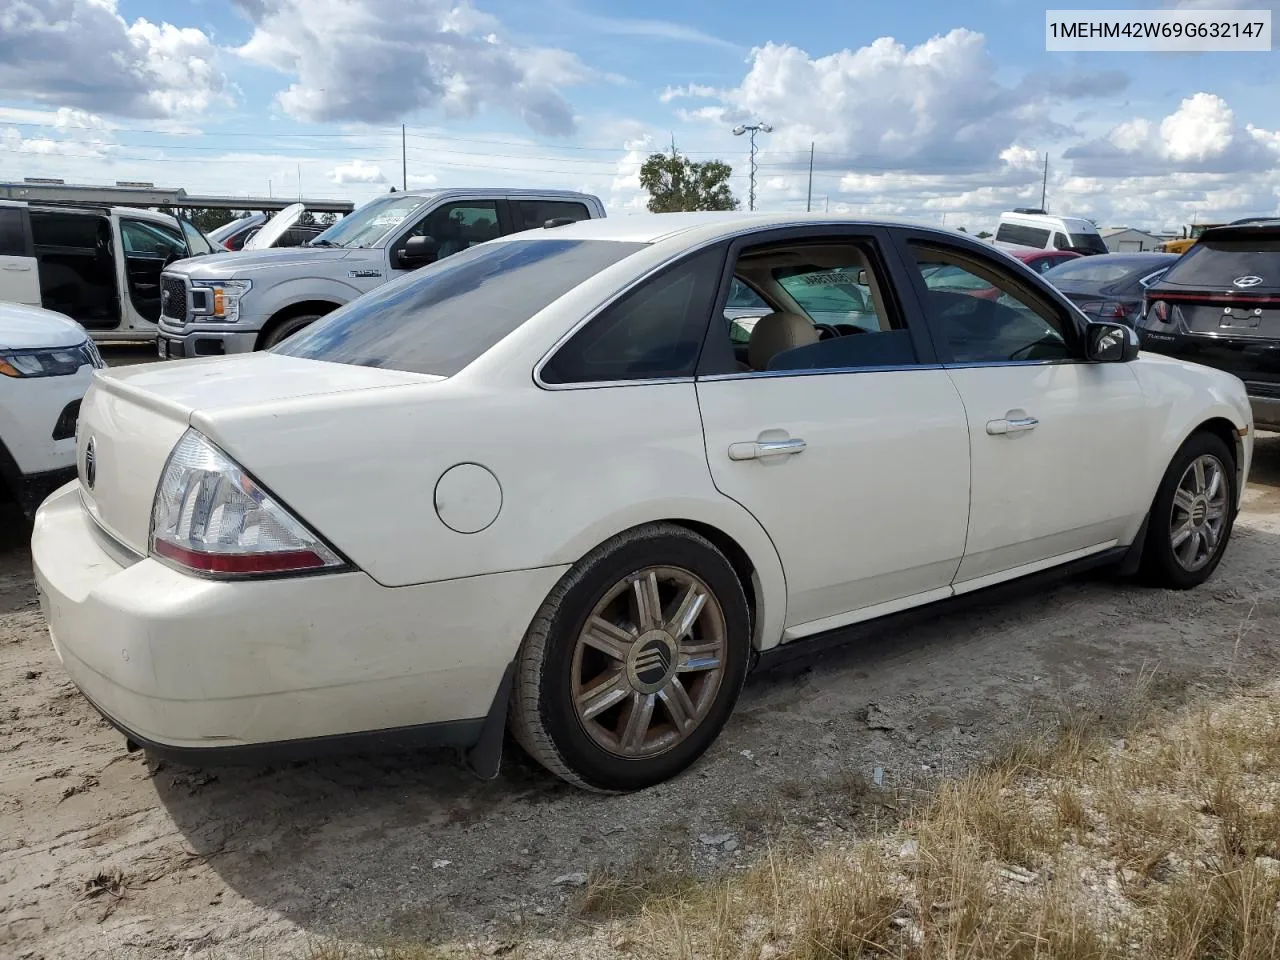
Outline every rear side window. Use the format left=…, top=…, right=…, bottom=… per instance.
left=540, top=247, right=723, bottom=384
left=31, top=212, right=101, bottom=249
left=1161, top=238, right=1280, bottom=287
left=276, top=239, right=646, bottom=377
left=995, top=223, right=1051, bottom=248
left=516, top=200, right=591, bottom=231
left=0, top=207, right=26, bottom=256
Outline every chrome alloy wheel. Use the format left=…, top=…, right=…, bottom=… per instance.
left=570, top=566, right=727, bottom=759
left=1169, top=453, right=1229, bottom=573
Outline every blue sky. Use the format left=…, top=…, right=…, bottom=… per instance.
left=1, top=0, right=1277, bottom=231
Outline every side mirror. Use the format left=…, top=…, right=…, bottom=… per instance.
left=398, top=236, right=439, bottom=269
left=1086, top=321, right=1139, bottom=363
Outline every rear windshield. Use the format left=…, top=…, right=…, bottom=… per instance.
left=274, top=239, right=646, bottom=376
left=1044, top=259, right=1140, bottom=283
left=1161, top=239, right=1280, bottom=288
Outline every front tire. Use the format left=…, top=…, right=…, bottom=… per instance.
left=259, top=313, right=322, bottom=350
left=1141, top=431, right=1237, bottom=589
left=509, top=523, right=751, bottom=791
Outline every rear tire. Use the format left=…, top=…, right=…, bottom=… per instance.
left=508, top=523, right=751, bottom=792
left=1140, top=431, right=1237, bottom=589
left=259, top=313, right=322, bottom=350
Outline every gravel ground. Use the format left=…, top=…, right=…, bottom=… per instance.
left=4, top=419, right=1280, bottom=959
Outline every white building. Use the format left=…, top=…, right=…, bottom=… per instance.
left=1100, top=227, right=1167, bottom=252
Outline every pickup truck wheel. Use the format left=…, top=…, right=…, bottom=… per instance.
left=260, top=313, right=321, bottom=349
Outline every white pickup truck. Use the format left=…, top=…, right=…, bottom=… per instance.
left=157, top=188, right=606, bottom=358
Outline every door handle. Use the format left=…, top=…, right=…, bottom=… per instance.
left=728, top=438, right=807, bottom=461
left=986, top=416, right=1039, bottom=436
left=2, top=264, right=30, bottom=271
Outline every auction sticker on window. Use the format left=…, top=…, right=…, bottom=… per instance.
left=1046, top=9, right=1270, bottom=51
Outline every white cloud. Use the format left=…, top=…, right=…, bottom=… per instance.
left=0, top=0, right=229, bottom=119
left=1160, top=92, right=1235, bottom=162
left=233, top=0, right=588, bottom=135
left=660, top=84, right=719, bottom=104
left=329, top=159, right=387, bottom=185
left=1068, top=93, right=1279, bottom=174
left=673, top=31, right=1124, bottom=175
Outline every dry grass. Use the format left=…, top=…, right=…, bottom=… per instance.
left=302, top=682, right=1280, bottom=960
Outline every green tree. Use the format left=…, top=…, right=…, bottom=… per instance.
left=976, top=230, right=993, bottom=239
left=639, top=153, right=738, bottom=212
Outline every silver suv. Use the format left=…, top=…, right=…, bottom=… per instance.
left=157, top=188, right=606, bottom=358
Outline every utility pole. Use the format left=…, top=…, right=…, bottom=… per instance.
left=402, top=123, right=407, bottom=191
left=297, top=163, right=302, bottom=199
left=733, top=121, right=773, bottom=212
left=1040, top=152, right=1049, bottom=211
left=806, top=141, right=814, bottom=213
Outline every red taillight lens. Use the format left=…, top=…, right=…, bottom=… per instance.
left=1152, top=300, right=1169, bottom=322
left=150, top=430, right=345, bottom=578
left=1101, top=301, right=1127, bottom=319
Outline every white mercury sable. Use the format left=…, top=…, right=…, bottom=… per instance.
left=32, top=213, right=1253, bottom=791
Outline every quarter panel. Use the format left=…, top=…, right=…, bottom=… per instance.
left=195, top=381, right=789, bottom=649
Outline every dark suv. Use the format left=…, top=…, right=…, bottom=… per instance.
left=1138, top=221, right=1280, bottom=429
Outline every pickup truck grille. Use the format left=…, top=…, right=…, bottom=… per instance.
left=160, top=276, right=188, bottom=324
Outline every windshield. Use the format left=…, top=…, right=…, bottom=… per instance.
left=308, top=195, right=429, bottom=249
left=1067, top=232, right=1108, bottom=255
left=1160, top=238, right=1280, bottom=288
left=274, top=239, right=647, bottom=376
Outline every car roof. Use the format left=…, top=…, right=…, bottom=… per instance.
left=1198, top=220, right=1280, bottom=242
left=393, top=187, right=600, bottom=202
left=503, top=211, right=965, bottom=246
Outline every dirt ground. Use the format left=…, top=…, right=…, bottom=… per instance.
left=5, top=391, right=1280, bottom=957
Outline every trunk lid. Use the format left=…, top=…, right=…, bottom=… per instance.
left=76, top=354, right=440, bottom=554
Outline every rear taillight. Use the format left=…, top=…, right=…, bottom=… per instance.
left=1149, top=300, right=1170, bottom=323
left=150, top=430, right=345, bottom=578
left=1083, top=301, right=1128, bottom=319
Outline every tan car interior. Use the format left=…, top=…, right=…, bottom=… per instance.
left=732, top=243, right=892, bottom=371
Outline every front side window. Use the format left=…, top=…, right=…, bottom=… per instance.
left=540, top=246, right=723, bottom=384
left=1053, top=232, right=1070, bottom=251
left=276, top=239, right=645, bottom=377
left=724, top=277, right=770, bottom=345
left=403, top=202, right=501, bottom=261
left=711, top=238, right=916, bottom=373
left=910, top=243, right=1075, bottom=364
left=516, top=200, right=590, bottom=231
left=121, top=220, right=186, bottom=258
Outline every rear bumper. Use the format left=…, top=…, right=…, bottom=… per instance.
left=32, top=483, right=564, bottom=760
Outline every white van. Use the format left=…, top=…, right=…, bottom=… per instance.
left=0, top=199, right=216, bottom=342
left=994, top=209, right=1108, bottom=255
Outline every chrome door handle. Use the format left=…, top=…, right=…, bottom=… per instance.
left=986, top=416, right=1039, bottom=436
left=2, top=264, right=30, bottom=271
left=728, top=438, right=807, bottom=461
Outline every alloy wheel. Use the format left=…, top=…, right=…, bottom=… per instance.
left=1169, top=453, right=1228, bottom=573
left=570, top=566, right=727, bottom=759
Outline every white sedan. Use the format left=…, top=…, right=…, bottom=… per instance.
left=33, top=213, right=1252, bottom=791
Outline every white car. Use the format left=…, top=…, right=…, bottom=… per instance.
left=32, top=213, right=1252, bottom=792
left=0, top=301, right=102, bottom=516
